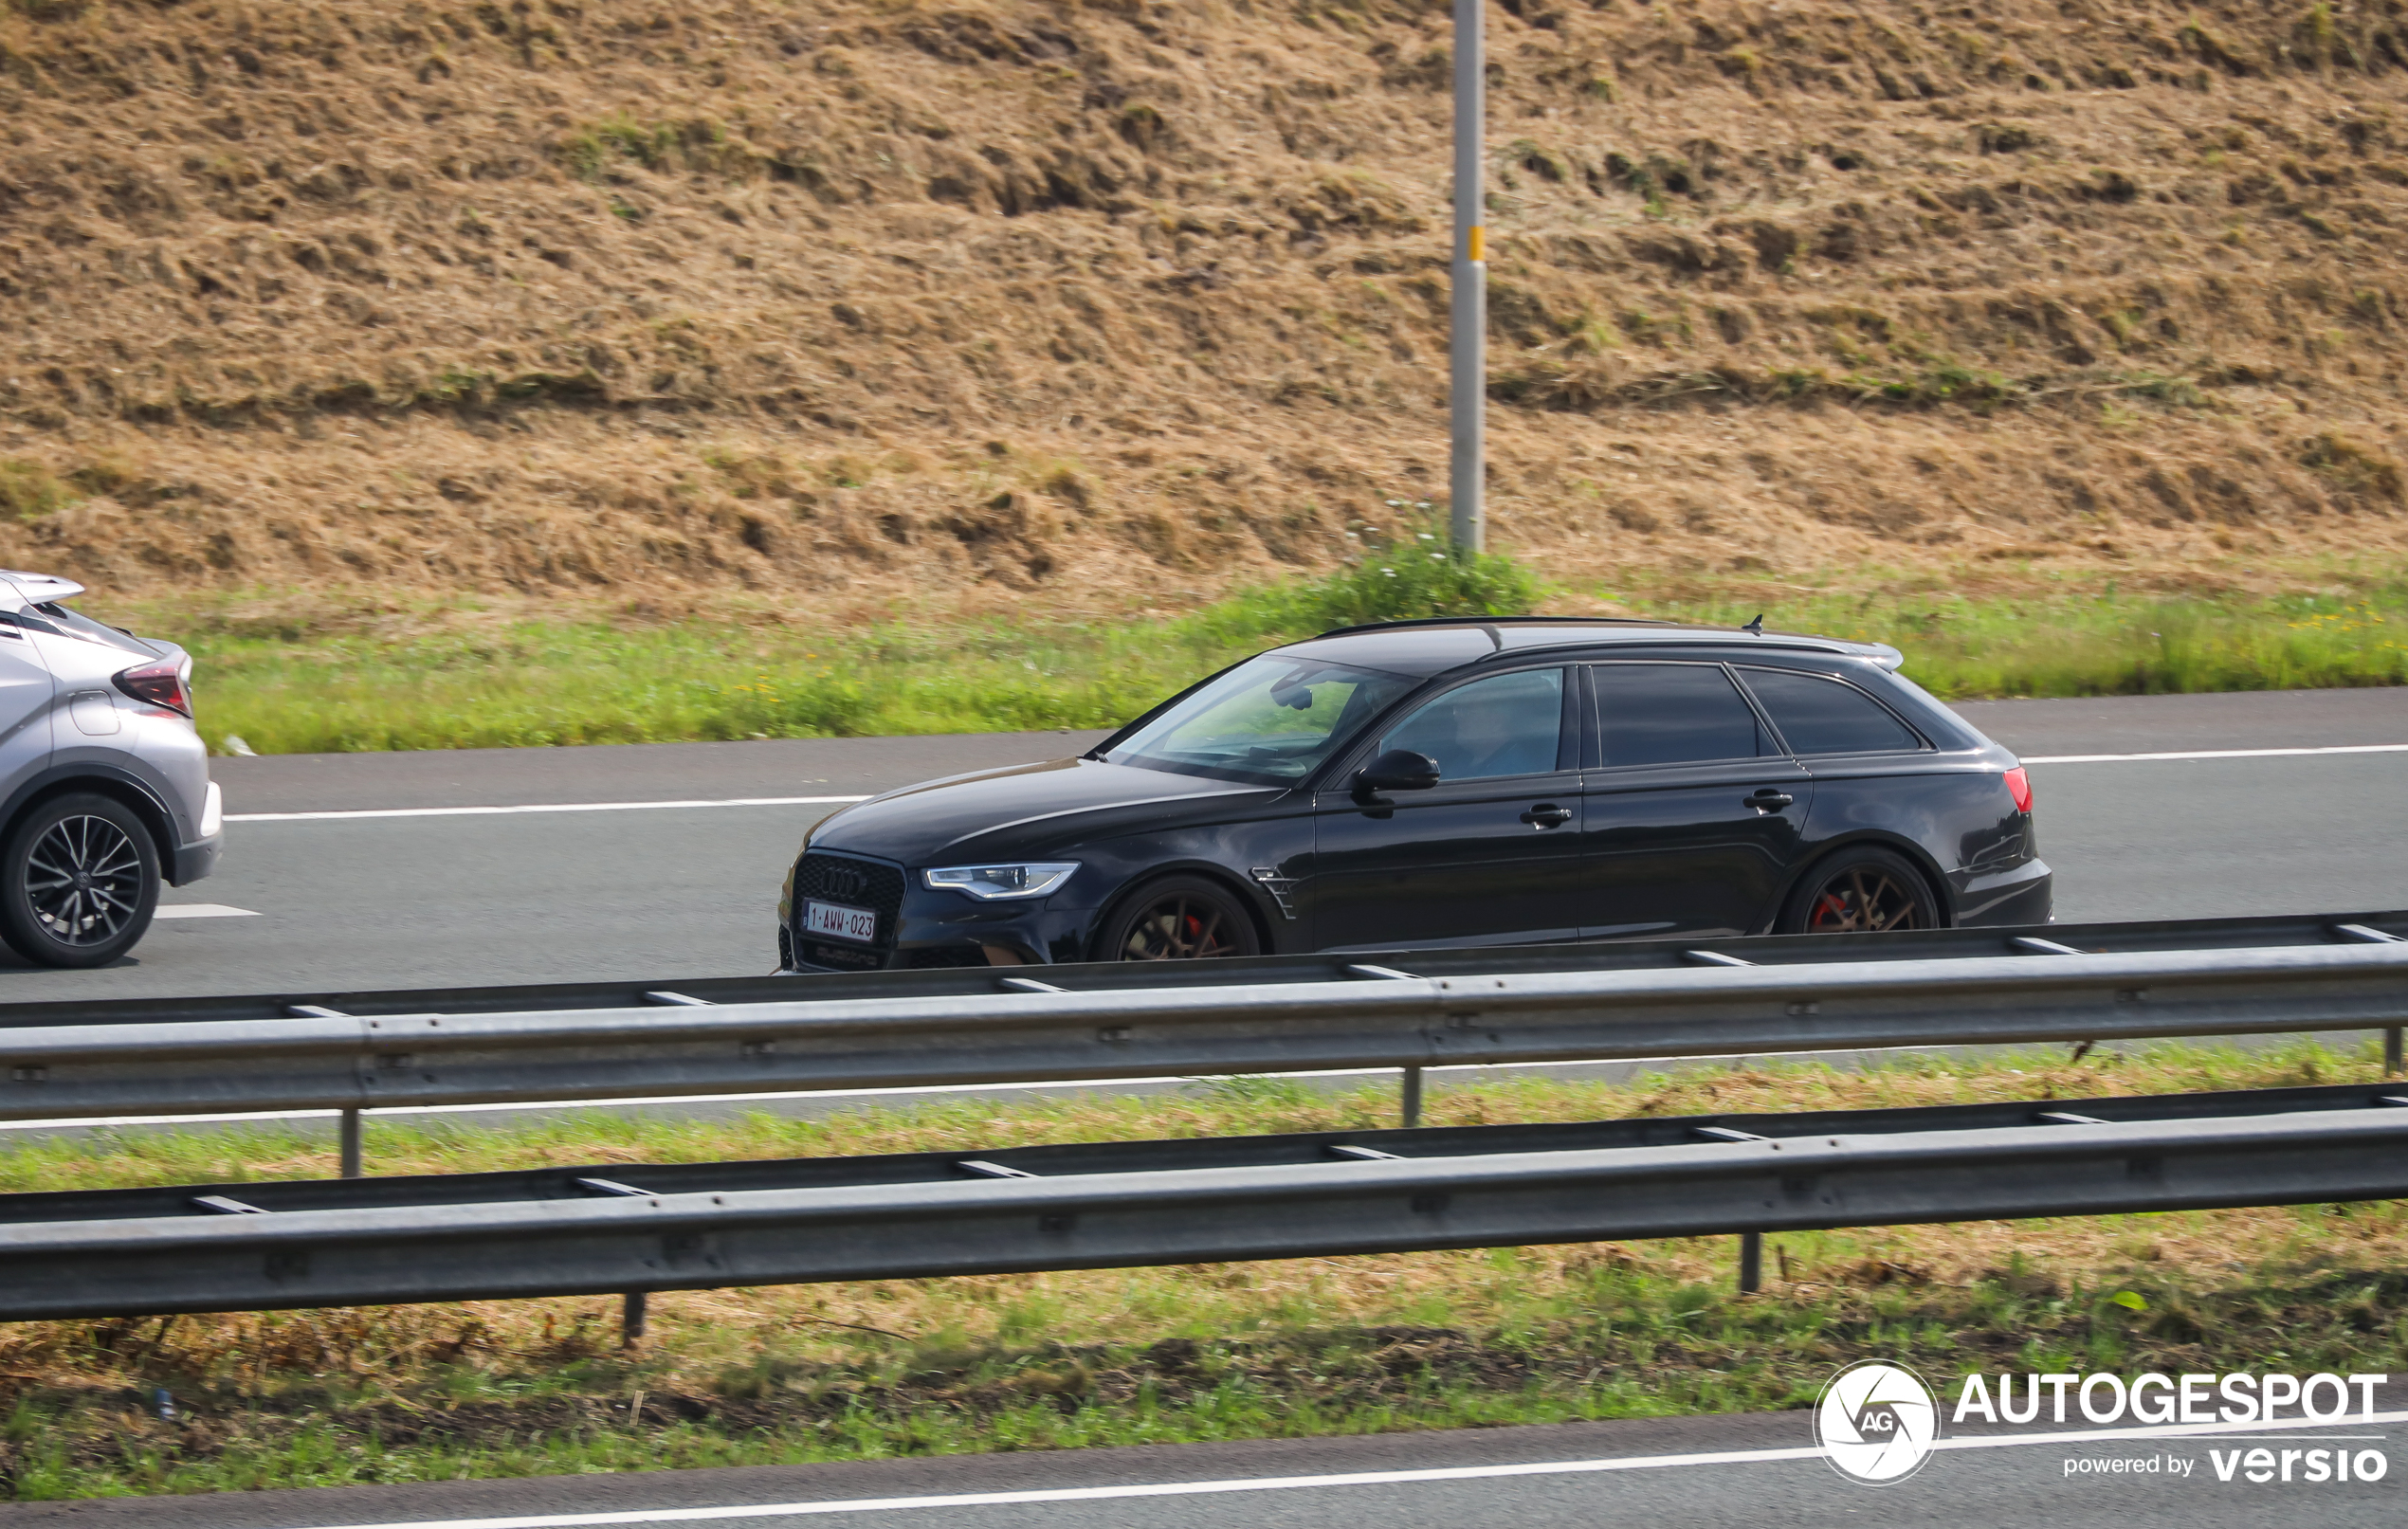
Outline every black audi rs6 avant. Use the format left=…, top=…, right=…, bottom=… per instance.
left=777, top=617, right=2052, bottom=973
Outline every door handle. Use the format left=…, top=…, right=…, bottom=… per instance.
left=1745, top=789, right=1796, bottom=813
left=1520, top=804, right=1574, bottom=828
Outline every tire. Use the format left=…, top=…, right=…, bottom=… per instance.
left=0, top=793, right=160, bottom=969
left=1094, top=875, right=1262, bottom=962
left=1778, top=846, right=1938, bottom=936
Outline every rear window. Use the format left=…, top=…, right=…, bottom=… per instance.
left=10, top=602, right=160, bottom=657
left=1740, top=667, right=1923, bottom=755
left=1591, top=663, right=1767, bottom=767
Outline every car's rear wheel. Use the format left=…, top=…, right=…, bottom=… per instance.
left=1096, top=876, right=1261, bottom=962
left=1779, top=846, right=1937, bottom=935
left=0, top=793, right=159, bottom=968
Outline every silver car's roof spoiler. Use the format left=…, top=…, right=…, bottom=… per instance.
left=0, top=571, right=88, bottom=607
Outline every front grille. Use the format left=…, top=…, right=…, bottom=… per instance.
left=792, top=851, right=906, bottom=969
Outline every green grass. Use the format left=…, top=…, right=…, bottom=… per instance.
left=1615, top=573, right=2408, bottom=701
left=2, top=1042, right=2405, bottom=1498
left=153, top=533, right=1541, bottom=754
left=108, top=553, right=2408, bottom=755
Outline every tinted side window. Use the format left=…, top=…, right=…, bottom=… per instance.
left=1380, top=668, right=1565, bottom=782
left=1591, top=663, right=1764, bottom=768
left=1741, top=667, right=1922, bottom=755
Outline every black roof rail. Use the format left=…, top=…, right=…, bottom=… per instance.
left=1311, top=615, right=1689, bottom=640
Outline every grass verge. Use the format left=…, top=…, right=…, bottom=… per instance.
left=109, top=555, right=2408, bottom=755
left=1, top=1040, right=2402, bottom=1499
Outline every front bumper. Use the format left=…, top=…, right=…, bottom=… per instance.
left=782, top=850, right=1101, bottom=972
left=783, top=907, right=1097, bottom=972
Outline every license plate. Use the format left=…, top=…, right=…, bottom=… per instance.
left=803, top=899, right=879, bottom=944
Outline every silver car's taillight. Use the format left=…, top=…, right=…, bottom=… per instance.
left=112, top=657, right=191, bottom=716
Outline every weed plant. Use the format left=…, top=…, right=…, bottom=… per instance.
left=0, top=1041, right=2402, bottom=1498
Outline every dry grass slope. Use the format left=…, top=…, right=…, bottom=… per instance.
left=7, top=0, right=2408, bottom=618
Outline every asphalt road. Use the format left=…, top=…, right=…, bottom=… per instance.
left=0, top=686, right=2392, bottom=1003
left=4, top=1406, right=2394, bottom=1529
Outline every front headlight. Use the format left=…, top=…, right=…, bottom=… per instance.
left=923, top=863, right=1080, bottom=901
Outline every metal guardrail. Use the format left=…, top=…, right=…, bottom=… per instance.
left=0, top=930, right=2402, bottom=1122
left=2, top=908, right=2401, bottom=1029
left=0, top=1082, right=2401, bottom=1323
left=0, top=914, right=2402, bottom=1184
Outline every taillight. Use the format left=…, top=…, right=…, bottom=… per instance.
left=2002, top=765, right=2033, bottom=814
left=113, top=658, right=191, bottom=717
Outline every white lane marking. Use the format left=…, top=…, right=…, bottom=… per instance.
left=276, top=1412, right=2406, bottom=1528
left=226, top=796, right=870, bottom=824
left=151, top=904, right=258, bottom=919
left=2026, top=742, right=2408, bottom=765
left=200, top=742, right=2408, bottom=820
left=210, top=742, right=2408, bottom=821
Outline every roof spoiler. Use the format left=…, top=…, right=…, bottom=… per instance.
left=0, top=570, right=87, bottom=607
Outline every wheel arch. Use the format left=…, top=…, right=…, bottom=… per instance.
left=1087, top=861, right=1277, bottom=961
left=0, top=767, right=177, bottom=874
left=1765, top=830, right=1955, bottom=933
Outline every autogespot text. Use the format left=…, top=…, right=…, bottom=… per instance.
left=1955, top=1371, right=2391, bottom=1488
left=1954, top=1370, right=2388, bottom=1427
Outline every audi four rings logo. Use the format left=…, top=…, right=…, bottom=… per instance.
left=1817, top=1360, right=1941, bottom=1483
left=821, top=865, right=868, bottom=901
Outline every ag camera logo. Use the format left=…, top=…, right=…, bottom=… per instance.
left=1817, top=1360, right=1940, bottom=1483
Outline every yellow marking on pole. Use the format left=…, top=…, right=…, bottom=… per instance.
left=1468, top=226, right=1486, bottom=263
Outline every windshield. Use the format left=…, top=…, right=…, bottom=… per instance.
left=1104, top=656, right=1413, bottom=785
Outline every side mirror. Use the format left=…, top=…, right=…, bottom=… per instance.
left=1355, top=749, right=1442, bottom=795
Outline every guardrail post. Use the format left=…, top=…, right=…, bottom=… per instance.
left=1738, top=1231, right=1762, bottom=1294
left=2388, top=1028, right=2403, bottom=1077
left=1400, top=1065, right=1424, bottom=1127
left=337, top=1107, right=362, bottom=1179
left=622, top=1291, right=648, bottom=1346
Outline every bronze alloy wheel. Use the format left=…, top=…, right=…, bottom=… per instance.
left=1100, top=876, right=1261, bottom=962
left=1783, top=847, right=1937, bottom=935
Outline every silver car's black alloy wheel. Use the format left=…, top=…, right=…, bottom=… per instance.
left=28, top=813, right=142, bottom=947
left=0, top=792, right=161, bottom=969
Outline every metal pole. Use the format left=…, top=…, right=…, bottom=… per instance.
left=337, top=1107, right=362, bottom=1179
left=2388, top=1027, right=2402, bottom=1076
left=1401, top=1065, right=1425, bottom=1127
left=1448, top=0, right=1486, bottom=555
left=1738, top=1231, right=1762, bottom=1294
left=622, top=1290, right=648, bottom=1345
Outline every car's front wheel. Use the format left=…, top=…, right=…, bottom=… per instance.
left=0, top=793, right=160, bottom=969
left=1779, top=846, right=1937, bottom=935
left=1095, top=875, right=1262, bottom=961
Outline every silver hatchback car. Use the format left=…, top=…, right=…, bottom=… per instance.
left=0, top=569, right=221, bottom=968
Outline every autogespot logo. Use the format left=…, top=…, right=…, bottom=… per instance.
left=1816, top=1360, right=1941, bottom=1483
